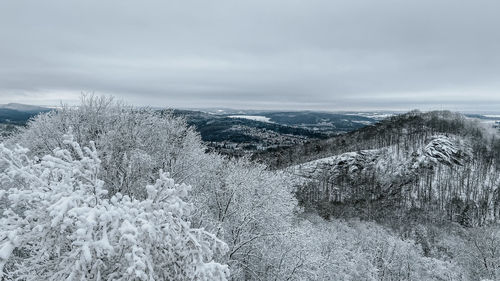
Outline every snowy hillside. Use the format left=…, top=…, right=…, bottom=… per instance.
left=228, top=115, right=272, bottom=123
left=292, top=135, right=471, bottom=180
left=288, top=132, right=500, bottom=226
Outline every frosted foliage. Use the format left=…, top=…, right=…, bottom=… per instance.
left=0, top=135, right=229, bottom=280
left=187, top=156, right=299, bottom=280
left=289, top=217, right=465, bottom=280
left=10, top=95, right=206, bottom=199
left=7, top=96, right=301, bottom=280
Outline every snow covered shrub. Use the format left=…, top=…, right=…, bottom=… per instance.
left=0, top=134, right=229, bottom=280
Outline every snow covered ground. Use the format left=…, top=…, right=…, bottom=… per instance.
left=228, top=115, right=272, bottom=123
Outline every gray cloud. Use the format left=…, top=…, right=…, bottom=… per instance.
left=1, top=0, right=500, bottom=111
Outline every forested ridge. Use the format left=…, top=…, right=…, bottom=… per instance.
left=254, top=110, right=499, bottom=169
left=286, top=110, right=500, bottom=218
left=1, top=97, right=500, bottom=280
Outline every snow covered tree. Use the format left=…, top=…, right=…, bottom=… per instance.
left=187, top=155, right=301, bottom=280
left=290, top=215, right=464, bottom=281
left=0, top=134, right=229, bottom=280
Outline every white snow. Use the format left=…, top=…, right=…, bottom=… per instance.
left=228, top=115, right=272, bottom=123
left=352, top=120, right=374, bottom=125
left=345, top=113, right=394, bottom=120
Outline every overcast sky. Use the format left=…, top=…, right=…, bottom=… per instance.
left=1, top=0, right=500, bottom=111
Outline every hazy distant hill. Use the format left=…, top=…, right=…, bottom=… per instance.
left=0, top=103, right=51, bottom=113
left=169, top=109, right=330, bottom=155
left=0, top=103, right=51, bottom=125
left=170, top=109, right=388, bottom=156
left=199, top=109, right=385, bottom=133
left=249, top=111, right=378, bottom=132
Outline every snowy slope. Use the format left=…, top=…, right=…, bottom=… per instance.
left=289, top=135, right=484, bottom=224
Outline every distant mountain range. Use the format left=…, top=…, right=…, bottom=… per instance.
left=197, top=108, right=393, bottom=130
left=0, top=103, right=51, bottom=113
left=169, top=109, right=388, bottom=156
left=0, top=103, right=51, bottom=124
left=1, top=103, right=499, bottom=159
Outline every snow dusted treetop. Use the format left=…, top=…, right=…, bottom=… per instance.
left=10, top=95, right=206, bottom=200
left=0, top=133, right=229, bottom=281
